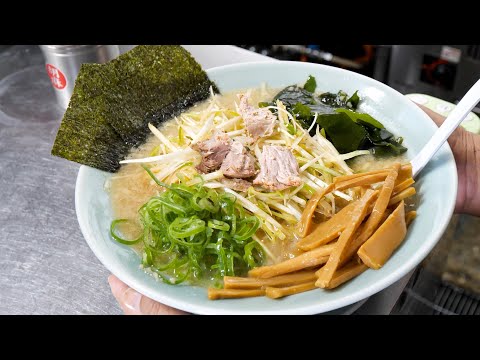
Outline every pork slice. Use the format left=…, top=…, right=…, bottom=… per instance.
left=232, top=135, right=254, bottom=146
left=238, top=94, right=276, bottom=140
left=220, top=178, right=252, bottom=192
left=220, top=141, right=256, bottom=179
left=192, top=131, right=232, bottom=173
left=253, top=145, right=302, bottom=191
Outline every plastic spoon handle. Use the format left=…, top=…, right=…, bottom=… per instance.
left=411, top=78, right=480, bottom=178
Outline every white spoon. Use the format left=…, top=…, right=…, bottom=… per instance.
left=411, top=78, right=480, bottom=178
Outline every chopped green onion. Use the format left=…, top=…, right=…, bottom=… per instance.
left=149, top=145, right=161, bottom=157
left=233, top=216, right=261, bottom=242
left=178, top=126, right=185, bottom=146
left=110, top=165, right=265, bottom=286
left=208, top=219, right=230, bottom=231
left=168, top=216, right=206, bottom=238
left=110, top=219, right=142, bottom=245
left=243, top=241, right=264, bottom=268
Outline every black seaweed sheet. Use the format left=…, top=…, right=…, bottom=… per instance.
left=51, top=45, right=217, bottom=172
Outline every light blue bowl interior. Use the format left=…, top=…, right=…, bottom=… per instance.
left=75, top=61, right=457, bottom=315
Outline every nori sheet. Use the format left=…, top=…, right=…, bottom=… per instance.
left=51, top=45, right=218, bottom=172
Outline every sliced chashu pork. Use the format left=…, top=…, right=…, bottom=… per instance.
left=238, top=94, right=276, bottom=140
left=192, top=131, right=231, bottom=173
left=253, top=145, right=302, bottom=191
left=220, top=141, right=256, bottom=179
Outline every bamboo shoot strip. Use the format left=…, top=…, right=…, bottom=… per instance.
left=265, top=282, right=317, bottom=299
left=298, top=184, right=334, bottom=237
left=395, top=163, right=413, bottom=184
left=405, top=210, right=417, bottom=227
left=325, top=261, right=368, bottom=289
left=315, top=189, right=378, bottom=288
left=333, top=163, right=411, bottom=183
left=223, top=271, right=317, bottom=289
left=357, top=201, right=407, bottom=270
left=266, top=263, right=369, bottom=298
left=334, top=173, right=390, bottom=191
left=342, top=208, right=393, bottom=266
left=248, top=246, right=334, bottom=279
left=208, top=288, right=265, bottom=300
left=339, top=164, right=400, bottom=264
left=389, top=187, right=416, bottom=206
left=359, top=185, right=370, bottom=197
left=392, top=177, right=415, bottom=196
left=297, top=200, right=358, bottom=251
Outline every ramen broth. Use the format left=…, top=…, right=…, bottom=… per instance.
left=108, top=87, right=408, bottom=266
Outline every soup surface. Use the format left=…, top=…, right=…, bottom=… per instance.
left=107, top=86, right=409, bottom=284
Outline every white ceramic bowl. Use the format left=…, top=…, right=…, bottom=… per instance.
left=76, top=61, right=457, bottom=314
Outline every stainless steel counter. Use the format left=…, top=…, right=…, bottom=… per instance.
left=0, top=45, right=410, bottom=314
left=0, top=45, right=122, bottom=314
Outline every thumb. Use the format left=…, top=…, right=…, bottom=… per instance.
left=108, top=275, right=188, bottom=315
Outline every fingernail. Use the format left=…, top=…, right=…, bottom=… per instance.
left=123, top=288, right=143, bottom=312
left=107, top=274, right=115, bottom=286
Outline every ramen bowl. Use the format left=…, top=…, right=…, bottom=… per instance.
left=75, top=61, right=457, bottom=314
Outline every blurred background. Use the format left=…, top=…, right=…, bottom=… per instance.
left=1, top=44, right=479, bottom=315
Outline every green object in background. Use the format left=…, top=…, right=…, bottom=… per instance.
left=406, top=93, right=480, bottom=134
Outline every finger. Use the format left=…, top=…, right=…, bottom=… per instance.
left=138, top=293, right=188, bottom=315
left=108, top=275, right=188, bottom=315
left=108, top=274, right=141, bottom=315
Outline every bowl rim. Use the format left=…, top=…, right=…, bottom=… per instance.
left=75, top=60, right=457, bottom=314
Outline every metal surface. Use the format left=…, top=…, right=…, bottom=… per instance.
left=0, top=45, right=412, bottom=314
left=0, top=45, right=121, bottom=314
left=39, top=45, right=120, bottom=109
left=392, top=268, right=480, bottom=315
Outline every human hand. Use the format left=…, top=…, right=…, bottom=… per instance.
left=108, top=275, right=188, bottom=315
left=416, top=103, right=480, bottom=216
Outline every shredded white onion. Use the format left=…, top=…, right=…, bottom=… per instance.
left=339, top=150, right=371, bottom=160
left=119, top=147, right=197, bottom=165
left=307, top=112, right=318, bottom=133
left=190, top=113, right=215, bottom=144
left=148, top=123, right=178, bottom=152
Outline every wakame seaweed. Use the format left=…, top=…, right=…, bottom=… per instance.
left=265, top=77, right=361, bottom=133
left=51, top=45, right=218, bottom=172
left=303, top=75, right=317, bottom=93
left=316, top=113, right=367, bottom=154
left=266, top=75, right=407, bottom=156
